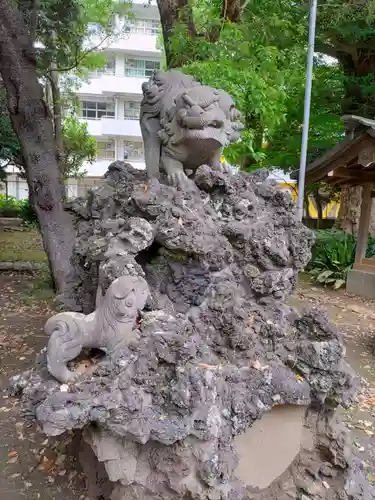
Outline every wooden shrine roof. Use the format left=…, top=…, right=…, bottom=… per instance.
left=291, top=115, right=375, bottom=186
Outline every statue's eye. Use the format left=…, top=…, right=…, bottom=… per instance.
left=125, top=298, right=134, bottom=307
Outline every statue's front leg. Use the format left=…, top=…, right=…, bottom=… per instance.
left=141, top=115, right=161, bottom=180
left=161, top=151, right=197, bottom=191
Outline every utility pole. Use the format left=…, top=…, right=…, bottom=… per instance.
left=296, top=0, right=318, bottom=221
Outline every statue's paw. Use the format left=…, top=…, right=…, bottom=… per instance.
left=168, top=171, right=198, bottom=192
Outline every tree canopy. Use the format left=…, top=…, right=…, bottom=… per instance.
left=162, top=0, right=346, bottom=170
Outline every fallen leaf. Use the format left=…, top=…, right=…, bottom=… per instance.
left=252, top=360, right=262, bottom=371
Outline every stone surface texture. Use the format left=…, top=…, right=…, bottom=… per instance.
left=10, top=162, right=374, bottom=499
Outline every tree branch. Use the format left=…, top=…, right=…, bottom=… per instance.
left=50, top=26, right=114, bottom=73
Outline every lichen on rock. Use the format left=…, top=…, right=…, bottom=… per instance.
left=10, top=163, right=374, bottom=499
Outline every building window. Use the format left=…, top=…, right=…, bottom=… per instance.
left=124, top=58, right=160, bottom=78
left=124, top=101, right=140, bottom=120
left=97, top=140, right=116, bottom=160
left=124, top=140, right=144, bottom=160
left=80, top=100, right=115, bottom=120
left=145, top=20, right=160, bottom=36
left=122, top=18, right=159, bottom=35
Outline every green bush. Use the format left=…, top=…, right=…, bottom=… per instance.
left=0, top=193, right=21, bottom=217
left=308, top=230, right=375, bottom=289
left=18, top=199, right=38, bottom=225
left=0, top=194, right=38, bottom=225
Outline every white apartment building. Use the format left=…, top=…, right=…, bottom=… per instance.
left=74, top=0, right=162, bottom=196
left=3, top=0, right=162, bottom=200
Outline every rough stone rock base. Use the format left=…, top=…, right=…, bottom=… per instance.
left=68, top=430, right=113, bottom=500
left=71, top=408, right=372, bottom=500
left=9, top=164, right=375, bottom=500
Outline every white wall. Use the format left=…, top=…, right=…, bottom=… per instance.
left=1, top=175, right=79, bottom=201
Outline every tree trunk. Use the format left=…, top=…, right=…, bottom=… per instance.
left=334, top=185, right=362, bottom=233
left=0, top=0, right=75, bottom=293
left=49, top=67, right=67, bottom=199
left=156, top=0, right=196, bottom=68
left=156, top=0, right=243, bottom=67
left=50, top=72, right=64, bottom=158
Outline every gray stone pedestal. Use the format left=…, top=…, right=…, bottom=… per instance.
left=347, top=268, right=375, bottom=299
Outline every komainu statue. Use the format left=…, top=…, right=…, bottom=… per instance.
left=140, top=70, right=243, bottom=187
left=46, top=275, right=149, bottom=383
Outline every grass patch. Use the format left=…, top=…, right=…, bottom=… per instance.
left=0, top=229, right=47, bottom=263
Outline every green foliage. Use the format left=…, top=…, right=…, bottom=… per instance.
left=308, top=230, right=375, bottom=289
left=0, top=89, right=96, bottom=179
left=18, top=199, right=39, bottom=226
left=314, top=0, right=375, bottom=117
left=263, top=63, right=345, bottom=172
left=0, top=195, right=38, bottom=225
left=167, top=0, right=347, bottom=170
left=0, top=194, right=22, bottom=218
left=36, top=0, right=132, bottom=77
left=61, top=115, right=96, bottom=178
left=177, top=21, right=306, bottom=166
left=0, top=86, right=22, bottom=169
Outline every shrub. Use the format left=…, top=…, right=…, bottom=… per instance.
left=18, top=199, right=38, bottom=225
left=0, top=194, right=38, bottom=225
left=0, top=193, right=22, bottom=217
left=308, top=230, right=375, bottom=289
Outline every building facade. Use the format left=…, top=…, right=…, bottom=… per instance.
left=76, top=0, right=162, bottom=195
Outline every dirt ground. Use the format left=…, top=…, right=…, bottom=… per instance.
left=290, top=280, right=375, bottom=482
left=1, top=272, right=375, bottom=497
left=0, top=273, right=86, bottom=500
